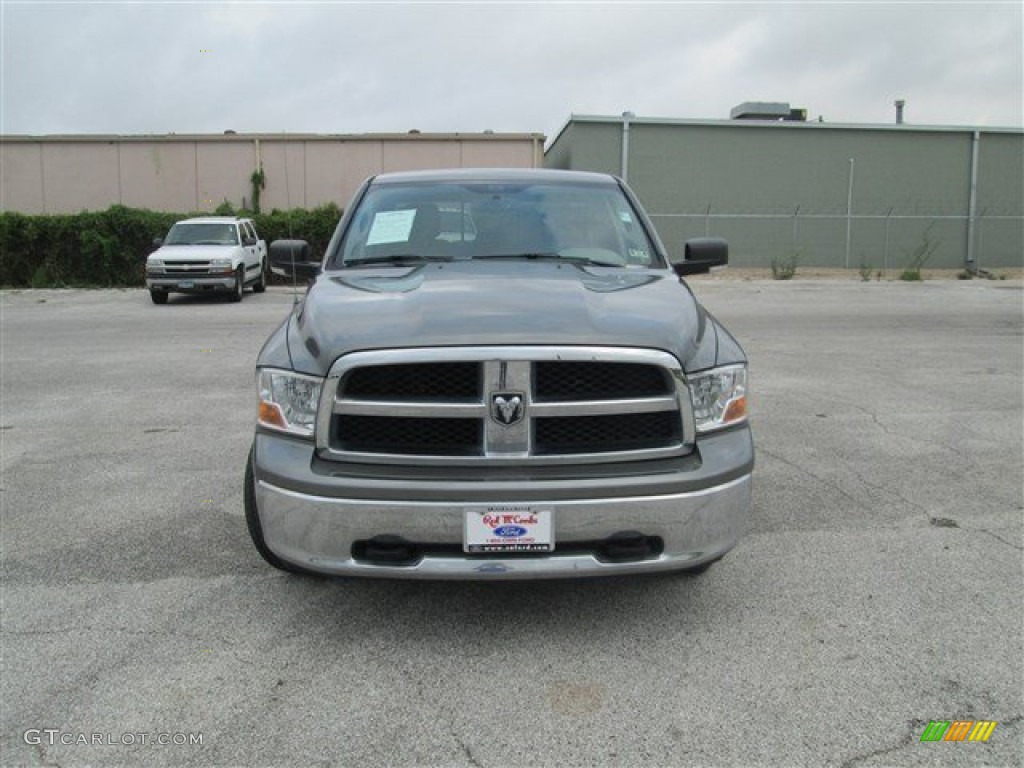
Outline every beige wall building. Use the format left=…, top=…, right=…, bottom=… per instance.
left=0, top=132, right=545, bottom=214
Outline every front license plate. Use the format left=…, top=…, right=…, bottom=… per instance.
left=178, top=280, right=195, bottom=289
left=464, top=505, right=553, bottom=553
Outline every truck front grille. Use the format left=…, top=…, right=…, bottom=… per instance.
left=534, top=412, right=679, bottom=455
left=336, top=415, right=482, bottom=456
left=534, top=361, right=670, bottom=401
left=344, top=363, right=480, bottom=400
left=162, top=261, right=216, bottom=277
left=315, top=347, right=694, bottom=466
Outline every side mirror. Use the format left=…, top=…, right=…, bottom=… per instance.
left=270, top=239, right=321, bottom=279
left=671, top=237, right=729, bottom=276
left=152, top=237, right=163, bottom=248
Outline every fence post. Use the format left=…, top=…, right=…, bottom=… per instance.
left=845, top=158, right=855, bottom=269
left=966, top=131, right=980, bottom=271
left=977, top=206, right=988, bottom=272
left=883, top=206, right=894, bottom=273
left=792, top=206, right=800, bottom=255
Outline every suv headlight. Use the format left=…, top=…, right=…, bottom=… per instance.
left=689, top=364, right=748, bottom=433
left=257, top=369, right=323, bottom=437
left=147, top=259, right=164, bottom=274
left=209, top=258, right=232, bottom=274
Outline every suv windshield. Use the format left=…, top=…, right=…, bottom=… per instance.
left=164, top=222, right=239, bottom=246
left=333, top=180, right=661, bottom=268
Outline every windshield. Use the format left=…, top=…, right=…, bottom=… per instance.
left=164, top=222, right=239, bottom=246
left=332, top=180, right=661, bottom=268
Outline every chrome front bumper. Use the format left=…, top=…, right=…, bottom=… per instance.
left=147, top=276, right=235, bottom=292
left=253, top=452, right=752, bottom=580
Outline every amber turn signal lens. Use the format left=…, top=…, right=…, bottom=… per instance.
left=258, top=401, right=287, bottom=429
left=723, top=396, right=748, bottom=424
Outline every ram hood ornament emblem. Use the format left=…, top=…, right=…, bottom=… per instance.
left=490, top=393, right=524, bottom=426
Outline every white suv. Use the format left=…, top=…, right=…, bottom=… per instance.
left=146, top=217, right=267, bottom=304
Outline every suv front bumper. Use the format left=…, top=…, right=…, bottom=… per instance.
left=250, top=427, right=753, bottom=580
left=147, top=276, right=235, bottom=293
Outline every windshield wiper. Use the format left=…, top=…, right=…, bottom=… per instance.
left=471, top=252, right=622, bottom=268
left=346, top=254, right=453, bottom=267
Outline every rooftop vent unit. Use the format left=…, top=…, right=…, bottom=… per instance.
left=730, top=102, right=807, bottom=122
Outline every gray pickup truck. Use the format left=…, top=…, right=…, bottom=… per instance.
left=245, top=168, right=752, bottom=579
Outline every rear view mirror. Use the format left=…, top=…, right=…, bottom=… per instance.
left=671, top=238, right=729, bottom=276
left=270, top=239, right=321, bottom=280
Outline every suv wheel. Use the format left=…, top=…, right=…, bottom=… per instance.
left=252, top=259, right=267, bottom=293
left=244, top=446, right=316, bottom=575
left=228, top=267, right=244, bottom=302
left=150, top=290, right=168, bottom=305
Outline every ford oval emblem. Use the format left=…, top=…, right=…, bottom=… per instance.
left=494, top=525, right=528, bottom=538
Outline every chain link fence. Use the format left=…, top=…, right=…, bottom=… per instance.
left=649, top=209, right=1022, bottom=272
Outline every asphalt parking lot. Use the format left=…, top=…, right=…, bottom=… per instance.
left=2, top=278, right=1021, bottom=768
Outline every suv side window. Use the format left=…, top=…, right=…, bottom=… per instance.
left=241, top=222, right=256, bottom=246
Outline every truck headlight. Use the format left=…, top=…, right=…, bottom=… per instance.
left=257, top=369, right=323, bottom=437
left=210, top=258, right=232, bottom=274
left=689, top=364, right=748, bottom=433
left=147, top=259, right=164, bottom=274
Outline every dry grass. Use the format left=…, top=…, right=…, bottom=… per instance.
left=688, top=267, right=1024, bottom=282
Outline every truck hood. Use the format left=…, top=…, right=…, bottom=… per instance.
left=285, top=260, right=711, bottom=376
left=150, top=244, right=239, bottom=261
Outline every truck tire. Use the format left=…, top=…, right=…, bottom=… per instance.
left=676, top=557, right=720, bottom=577
left=244, top=446, right=317, bottom=575
left=252, top=259, right=267, bottom=293
left=229, top=267, right=244, bottom=302
left=150, top=290, right=168, bottom=305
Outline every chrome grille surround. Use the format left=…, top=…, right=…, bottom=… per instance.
left=315, top=346, right=695, bottom=466
left=161, top=261, right=222, bottom=277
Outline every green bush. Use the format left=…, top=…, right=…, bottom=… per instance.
left=254, top=203, right=341, bottom=263
left=770, top=253, right=798, bottom=280
left=0, top=204, right=342, bottom=288
left=899, top=224, right=940, bottom=282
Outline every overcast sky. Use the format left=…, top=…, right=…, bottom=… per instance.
left=3, top=1, right=1021, bottom=144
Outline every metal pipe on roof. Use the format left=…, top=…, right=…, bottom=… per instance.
left=894, top=99, right=906, bottom=125
left=620, top=111, right=634, bottom=182
left=966, top=130, right=980, bottom=271
left=845, top=158, right=855, bottom=269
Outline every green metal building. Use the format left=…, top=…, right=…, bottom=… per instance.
left=545, top=114, right=1023, bottom=271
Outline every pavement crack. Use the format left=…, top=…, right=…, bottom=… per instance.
left=848, top=464, right=933, bottom=517
left=383, top=654, right=482, bottom=767
left=4, top=625, right=226, bottom=642
left=848, top=402, right=985, bottom=471
left=758, top=446, right=875, bottom=513
left=842, top=714, right=1021, bottom=766
left=4, top=624, right=253, bottom=664
left=967, top=528, right=1024, bottom=551
left=33, top=742, right=62, bottom=768
left=461, top=740, right=485, bottom=768
left=839, top=718, right=926, bottom=768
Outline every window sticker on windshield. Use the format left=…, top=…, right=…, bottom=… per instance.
left=628, top=248, right=649, bottom=262
left=618, top=211, right=634, bottom=224
left=366, top=209, right=416, bottom=245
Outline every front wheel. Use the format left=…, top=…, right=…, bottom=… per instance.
left=675, top=557, right=721, bottom=577
left=228, top=267, right=243, bottom=302
left=244, top=446, right=316, bottom=575
left=150, top=290, right=168, bottom=305
left=252, top=259, right=267, bottom=293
